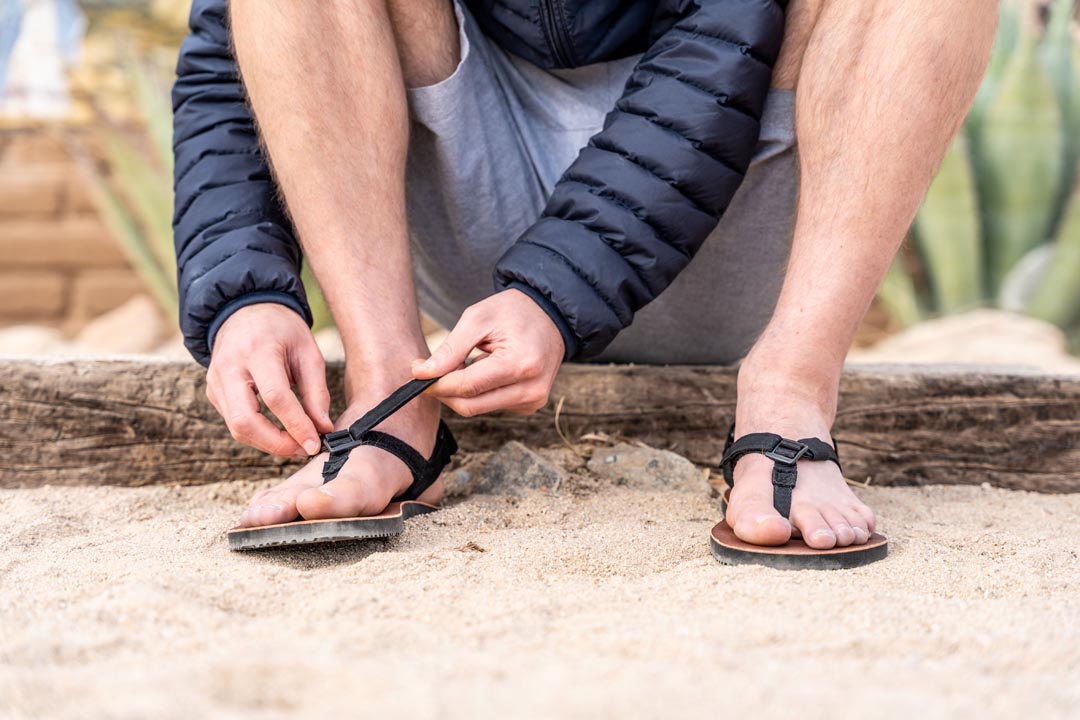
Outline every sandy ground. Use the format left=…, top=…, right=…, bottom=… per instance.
left=2, top=472, right=1079, bottom=719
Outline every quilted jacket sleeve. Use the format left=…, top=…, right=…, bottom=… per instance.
left=494, top=0, right=787, bottom=360
left=172, top=0, right=312, bottom=367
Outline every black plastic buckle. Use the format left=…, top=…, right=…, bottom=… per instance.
left=765, top=438, right=809, bottom=465
left=321, top=429, right=360, bottom=455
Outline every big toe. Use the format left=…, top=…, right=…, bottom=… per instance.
left=730, top=494, right=793, bottom=546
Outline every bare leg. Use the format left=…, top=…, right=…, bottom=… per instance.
left=726, top=0, right=996, bottom=547
left=229, top=0, right=459, bottom=527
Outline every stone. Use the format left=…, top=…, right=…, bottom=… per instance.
left=846, top=309, right=1080, bottom=373
left=151, top=333, right=197, bottom=362
left=0, top=324, right=71, bottom=356
left=474, top=441, right=568, bottom=496
left=73, top=294, right=164, bottom=355
left=314, top=327, right=345, bottom=362
left=587, top=443, right=706, bottom=492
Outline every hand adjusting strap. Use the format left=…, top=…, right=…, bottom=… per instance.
left=318, top=377, right=458, bottom=501
left=719, top=424, right=841, bottom=519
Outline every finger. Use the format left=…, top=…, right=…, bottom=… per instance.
left=205, top=374, right=221, bottom=415
left=290, top=342, right=333, bottom=434
left=220, top=370, right=304, bottom=457
left=428, top=352, right=517, bottom=400
left=412, top=308, right=487, bottom=379
left=249, top=359, right=322, bottom=456
left=442, top=382, right=546, bottom=418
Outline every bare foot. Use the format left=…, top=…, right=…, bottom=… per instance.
left=724, top=375, right=876, bottom=550
left=236, top=389, right=442, bottom=528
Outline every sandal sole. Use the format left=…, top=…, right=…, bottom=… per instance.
left=226, top=501, right=439, bottom=551
left=712, top=490, right=888, bottom=570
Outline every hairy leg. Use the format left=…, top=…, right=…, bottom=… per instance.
left=230, top=0, right=459, bottom=527
left=726, top=0, right=996, bottom=547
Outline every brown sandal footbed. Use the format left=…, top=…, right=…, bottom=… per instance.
left=711, top=488, right=888, bottom=570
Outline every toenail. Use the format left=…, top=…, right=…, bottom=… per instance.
left=258, top=503, right=283, bottom=512
left=812, top=529, right=835, bottom=539
left=318, top=487, right=334, bottom=497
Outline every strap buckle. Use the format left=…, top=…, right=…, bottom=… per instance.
left=764, top=438, right=810, bottom=466
left=321, top=429, right=360, bottom=455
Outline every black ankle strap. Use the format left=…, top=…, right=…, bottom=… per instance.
left=318, top=378, right=458, bottom=501
left=719, top=424, right=840, bottom=518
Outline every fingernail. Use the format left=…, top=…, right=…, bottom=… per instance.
left=304, top=440, right=320, bottom=456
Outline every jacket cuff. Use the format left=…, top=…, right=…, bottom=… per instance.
left=204, top=290, right=313, bottom=362
left=505, top=282, right=580, bottom=361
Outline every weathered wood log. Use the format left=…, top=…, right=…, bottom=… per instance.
left=1, top=359, right=1078, bottom=492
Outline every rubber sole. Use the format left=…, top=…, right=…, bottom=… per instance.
left=226, top=501, right=439, bottom=551
left=711, top=490, right=888, bottom=570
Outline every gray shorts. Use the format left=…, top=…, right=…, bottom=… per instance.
left=405, top=2, right=797, bottom=365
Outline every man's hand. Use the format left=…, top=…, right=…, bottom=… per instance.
left=411, top=289, right=565, bottom=417
left=206, top=303, right=333, bottom=457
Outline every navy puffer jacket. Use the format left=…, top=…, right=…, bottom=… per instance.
left=173, top=0, right=786, bottom=366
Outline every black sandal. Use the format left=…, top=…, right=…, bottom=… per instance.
left=228, top=377, right=457, bottom=551
left=710, top=424, right=887, bottom=570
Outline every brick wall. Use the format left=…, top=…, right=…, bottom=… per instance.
left=0, top=128, right=147, bottom=332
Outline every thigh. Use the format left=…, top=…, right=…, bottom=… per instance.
left=592, top=89, right=798, bottom=365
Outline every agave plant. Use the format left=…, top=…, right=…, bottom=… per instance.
left=880, top=0, right=1080, bottom=342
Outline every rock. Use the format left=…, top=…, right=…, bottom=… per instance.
left=474, top=441, right=568, bottom=496
left=151, top=333, right=196, bottom=361
left=0, top=325, right=71, bottom=356
left=74, top=295, right=164, bottom=355
left=587, top=443, right=705, bottom=492
left=314, top=327, right=345, bottom=362
left=846, top=309, right=1080, bottom=373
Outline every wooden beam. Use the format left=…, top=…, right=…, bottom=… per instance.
left=2, top=359, right=1078, bottom=492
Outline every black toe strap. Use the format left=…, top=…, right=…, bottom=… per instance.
left=318, top=377, right=458, bottom=502
left=719, top=424, right=841, bottom=518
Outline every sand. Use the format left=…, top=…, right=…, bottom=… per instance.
left=2, top=470, right=1079, bottom=719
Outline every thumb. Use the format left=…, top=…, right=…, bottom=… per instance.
left=412, top=313, right=485, bottom=379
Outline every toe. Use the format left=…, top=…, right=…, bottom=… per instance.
left=296, top=457, right=386, bottom=520
left=822, top=507, right=855, bottom=547
left=843, top=507, right=871, bottom=544
left=790, top=506, right=837, bottom=550
left=730, top=491, right=793, bottom=547
left=238, top=460, right=323, bottom=528
left=850, top=500, right=877, bottom=535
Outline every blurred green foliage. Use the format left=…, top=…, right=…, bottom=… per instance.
left=881, top=0, right=1080, bottom=343
left=70, top=0, right=334, bottom=330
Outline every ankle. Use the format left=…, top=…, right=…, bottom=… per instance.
left=735, top=360, right=839, bottom=439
